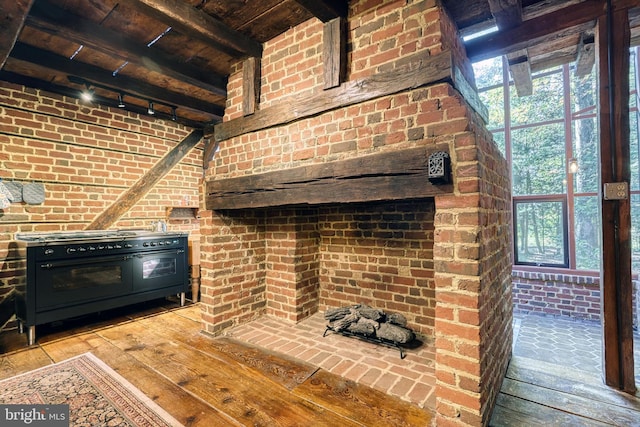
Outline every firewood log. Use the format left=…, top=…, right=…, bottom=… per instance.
left=357, top=304, right=384, bottom=321
left=332, top=309, right=359, bottom=331
left=347, top=318, right=377, bottom=336
left=376, top=322, right=415, bottom=344
left=387, top=312, right=408, bottom=327
left=324, top=306, right=354, bottom=321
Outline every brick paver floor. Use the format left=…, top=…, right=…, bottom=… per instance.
left=226, top=311, right=640, bottom=411
left=225, top=312, right=437, bottom=409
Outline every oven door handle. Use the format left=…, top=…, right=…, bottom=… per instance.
left=39, top=255, right=134, bottom=269
left=133, top=249, right=185, bottom=258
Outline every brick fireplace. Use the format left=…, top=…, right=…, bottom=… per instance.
left=199, top=1, right=513, bottom=425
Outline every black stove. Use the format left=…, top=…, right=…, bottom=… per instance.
left=14, top=230, right=189, bottom=345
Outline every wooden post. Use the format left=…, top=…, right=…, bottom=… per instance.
left=596, top=4, right=635, bottom=393
left=242, top=57, right=261, bottom=116
left=323, top=17, right=346, bottom=89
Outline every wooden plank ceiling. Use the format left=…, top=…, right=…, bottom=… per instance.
left=0, top=0, right=638, bottom=129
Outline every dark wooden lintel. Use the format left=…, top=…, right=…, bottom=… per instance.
left=205, top=145, right=452, bottom=210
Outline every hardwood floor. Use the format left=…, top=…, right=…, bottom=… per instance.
left=3, top=301, right=639, bottom=426
left=0, top=300, right=433, bottom=427
left=490, top=315, right=640, bottom=426
left=491, top=355, right=640, bottom=426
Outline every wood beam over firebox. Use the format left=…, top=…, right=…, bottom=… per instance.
left=205, top=145, right=453, bottom=210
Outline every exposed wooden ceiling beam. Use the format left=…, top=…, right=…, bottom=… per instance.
left=488, top=0, right=522, bottom=28
left=26, top=0, right=227, bottom=97
left=294, top=0, right=349, bottom=22
left=466, top=0, right=605, bottom=62
left=0, top=0, right=34, bottom=68
left=488, top=0, right=532, bottom=96
left=0, top=70, right=208, bottom=128
left=120, top=0, right=262, bottom=58
left=9, top=42, right=224, bottom=118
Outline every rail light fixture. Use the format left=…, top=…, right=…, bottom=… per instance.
left=67, top=75, right=179, bottom=121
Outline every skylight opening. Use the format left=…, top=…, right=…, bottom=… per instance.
left=463, top=26, right=498, bottom=42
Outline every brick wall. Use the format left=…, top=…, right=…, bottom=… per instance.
left=318, top=200, right=436, bottom=336
left=432, top=100, right=512, bottom=426
left=0, top=82, right=202, bottom=308
left=201, top=1, right=512, bottom=426
left=513, top=270, right=640, bottom=329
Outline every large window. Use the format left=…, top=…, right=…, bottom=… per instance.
left=474, top=49, right=640, bottom=273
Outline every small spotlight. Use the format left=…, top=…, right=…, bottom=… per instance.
left=117, top=93, right=125, bottom=108
left=171, top=107, right=177, bottom=121
left=80, top=85, right=94, bottom=102
left=148, top=101, right=155, bottom=115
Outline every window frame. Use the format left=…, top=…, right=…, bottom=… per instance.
left=513, top=196, right=569, bottom=268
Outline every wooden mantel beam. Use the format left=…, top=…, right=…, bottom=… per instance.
left=205, top=145, right=453, bottom=210
left=0, top=0, right=34, bottom=69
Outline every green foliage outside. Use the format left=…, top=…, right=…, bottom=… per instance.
left=473, top=50, right=640, bottom=273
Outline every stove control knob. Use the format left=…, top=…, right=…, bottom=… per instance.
left=67, top=248, right=77, bottom=254
left=115, top=244, right=122, bottom=249
left=78, top=247, right=87, bottom=252
left=165, top=240, right=172, bottom=245
left=143, top=242, right=149, bottom=247
left=158, top=241, right=165, bottom=246
left=125, top=244, right=133, bottom=248
left=150, top=242, right=157, bottom=246
left=44, top=249, right=54, bottom=255
left=98, top=245, right=105, bottom=250
left=89, top=246, right=96, bottom=251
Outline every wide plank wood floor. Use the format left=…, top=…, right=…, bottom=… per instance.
left=0, top=300, right=433, bottom=427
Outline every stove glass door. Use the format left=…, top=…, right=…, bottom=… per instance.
left=133, top=249, right=186, bottom=291
left=36, top=255, right=134, bottom=311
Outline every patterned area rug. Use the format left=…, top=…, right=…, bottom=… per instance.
left=0, top=353, right=183, bottom=427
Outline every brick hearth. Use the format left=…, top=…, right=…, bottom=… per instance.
left=225, top=312, right=437, bottom=409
